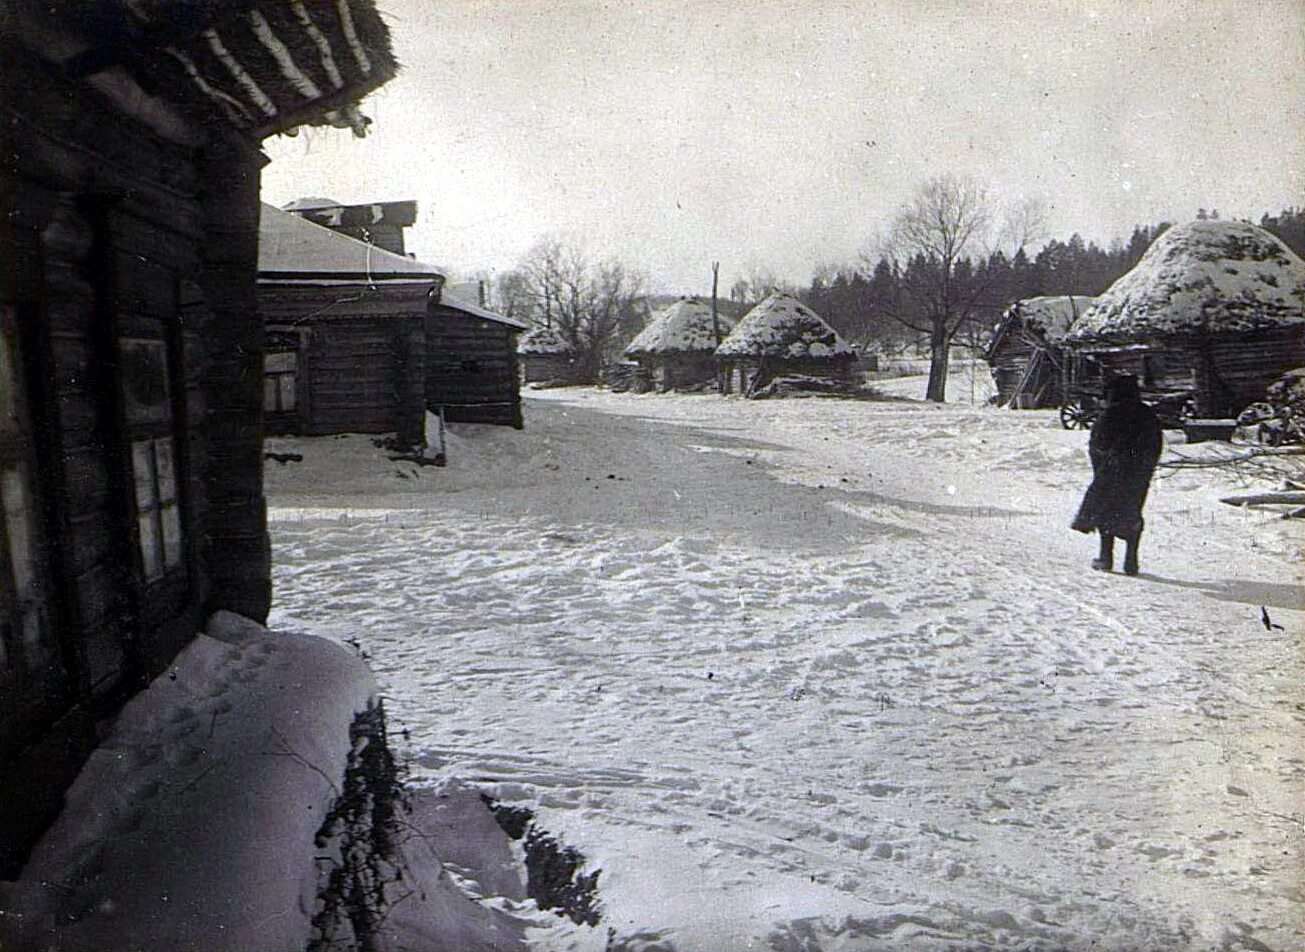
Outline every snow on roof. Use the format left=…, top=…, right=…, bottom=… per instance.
left=258, top=202, right=445, bottom=279
left=436, top=283, right=528, bottom=330
left=281, top=196, right=344, bottom=211
left=715, top=292, right=856, bottom=361
left=625, top=297, right=733, bottom=356
left=1067, top=220, right=1305, bottom=343
left=1010, top=295, right=1097, bottom=342
left=517, top=325, right=577, bottom=356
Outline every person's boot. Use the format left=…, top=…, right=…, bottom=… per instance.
left=1123, top=524, right=1142, bottom=576
left=1092, top=532, right=1115, bottom=571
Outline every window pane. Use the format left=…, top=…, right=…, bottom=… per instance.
left=278, top=374, right=297, bottom=411
left=138, top=512, right=162, bottom=580
left=161, top=503, right=182, bottom=568
left=263, top=376, right=278, bottom=412
left=132, top=440, right=157, bottom=509
left=265, top=351, right=297, bottom=373
left=0, top=326, right=17, bottom=434
left=120, top=338, right=172, bottom=425
left=154, top=438, right=177, bottom=504
left=2, top=465, right=34, bottom=599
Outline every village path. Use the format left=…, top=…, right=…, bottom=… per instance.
left=265, top=386, right=1304, bottom=952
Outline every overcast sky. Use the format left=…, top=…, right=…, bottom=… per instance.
left=261, top=0, right=1303, bottom=294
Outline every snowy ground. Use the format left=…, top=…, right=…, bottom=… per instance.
left=265, top=374, right=1304, bottom=952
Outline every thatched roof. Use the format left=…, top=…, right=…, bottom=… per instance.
left=625, top=298, right=732, bottom=357
left=986, top=295, right=1096, bottom=358
left=1067, top=220, right=1305, bottom=344
left=517, top=326, right=577, bottom=356
left=715, top=292, right=856, bottom=361
left=19, top=0, right=397, bottom=141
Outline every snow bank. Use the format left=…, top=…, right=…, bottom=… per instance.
left=0, top=613, right=375, bottom=950
left=626, top=297, right=732, bottom=356
left=716, top=292, right=856, bottom=360
left=1068, top=220, right=1305, bottom=342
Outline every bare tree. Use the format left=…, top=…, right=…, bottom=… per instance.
left=503, top=238, right=645, bottom=382
left=879, top=174, right=999, bottom=403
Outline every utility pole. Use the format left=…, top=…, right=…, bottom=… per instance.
left=711, top=261, right=721, bottom=345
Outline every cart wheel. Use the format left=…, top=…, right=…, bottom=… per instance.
left=1060, top=401, right=1091, bottom=430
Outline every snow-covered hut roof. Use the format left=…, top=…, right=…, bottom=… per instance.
left=986, top=295, right=1096, bottom=358
left=438, top=285, right=529, bottom=330
left=625, top=298, right=733, bottom=357
left=715, top=292, right=856, bottom=361
left=1066, top=220, right=1305, bottom=344
left=258, top=203, right=445, bottom=283
left=517, top=325, right=577, bottom=356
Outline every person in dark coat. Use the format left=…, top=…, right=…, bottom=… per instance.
left=1071, top=375, right=1164, bottom=575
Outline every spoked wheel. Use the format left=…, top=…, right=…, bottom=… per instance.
left=1060, top=401, right=1092, bottom=430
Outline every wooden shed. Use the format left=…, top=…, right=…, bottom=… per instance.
left=1064, top=220, right=1305, bottom=417
left=427, top=291, right=528, bottom=428
left=715, top=292, right=858, bottom=396
left=258, top=204, right=442, bottom=447
left=0, top=0, right=395, bottom=872
left=518, top=325, right=583, bottom=385
left=985, top=296, right=1096, bottom=407
left=625, top=297, right=733, bottom=391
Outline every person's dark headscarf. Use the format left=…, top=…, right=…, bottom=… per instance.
left=1105, top=374, right=1141, bottom=405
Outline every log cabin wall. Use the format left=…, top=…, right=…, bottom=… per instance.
left=521, top=353, right=579, bottom=384
left=0, top=41, right=267, bottom=872
left=426, top=305, right=524, bottom=428
left=259, top=283, right=429, bottom=445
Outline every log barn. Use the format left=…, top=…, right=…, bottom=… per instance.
left=625, top=297, right=733, bottom=392
left=427, top=289, right=528, bottom=428
left=1064, top=220, right=1305, bottom=417
left=518, top=325, right=584, bottom=386
left=715, top=292, right=858, bottom=396
left=0, top=0, right=394, bottom=874
left=258, top=203, right=442, bottom=446
left=984, top=296, right=1096, bottom=408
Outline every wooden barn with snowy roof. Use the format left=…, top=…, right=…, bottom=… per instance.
left=258, top=203, right=442, bottom=446
left=1064, top=220, right=1305, bottom=417
left=0, top=0, right=394, bottom=874
left=715, top=292, right=858, bottom=396
left=985, top=296, right=1096, bottom=408
left=427, top=287, right=528, bottom=428
left=518, top=325, right=583, bottom=386
left=625, top=297, right=733, bottom=392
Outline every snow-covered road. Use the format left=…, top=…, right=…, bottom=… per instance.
left=266, top=385, right=1303, bottom=952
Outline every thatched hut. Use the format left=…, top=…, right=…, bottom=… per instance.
left=715, top=292, right=858, bottom=395
left=985, top=296, right=1096, bottom=407
left=1064, top=220, right=1305, bottom=416
left=518, top=326, right=582, bottom=385
left=625, top=297, right=732, bottom=391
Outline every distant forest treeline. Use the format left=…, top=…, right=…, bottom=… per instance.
left=802, top=207, right=1305, bottom=352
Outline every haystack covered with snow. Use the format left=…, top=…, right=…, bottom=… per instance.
left=625, top=297, right=732, bottom=391
left=1065, top=221, right=1305, bottom=415
left=517, top=326, right=582, bottom=386
left=715, top=292, right=857, bottom=396
left=986, top=296, right=1096, bottom=408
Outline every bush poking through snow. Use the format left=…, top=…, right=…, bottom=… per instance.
left=482, top=796, right=603, bottom=926
left=309, top=701, right=410, bottom=952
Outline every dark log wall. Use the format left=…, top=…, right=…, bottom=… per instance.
left=521, top=354, right=580, bottom=385
left=1077, top=327, right=1305, bottom=416
left=0, top=41, right=268, bottom=872
left=260, top=284, right=428, bottom=445
left=427, top=306, right=524, bottom=428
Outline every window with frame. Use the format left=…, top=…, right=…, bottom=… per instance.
left=0, top=308, right=51, bottom=671
left=263, top=349, right=299, bottom=413
left=119, top=337, right=183, bottom=583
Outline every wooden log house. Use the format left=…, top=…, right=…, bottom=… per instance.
left=427, top=288, right=528, bottom=428
left=518, top=325, right=584, bottom=385
left=715, top=292, right=858, bottom=395
left=984, top=296, right=1096, bottom=408
left=1064, top=221, right=1305, bottom=417
left=625, top=297, right=733, bottom=392
left=0, top=0, right=395, bottom=874
left=258, top=203, right=441, bottom=446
